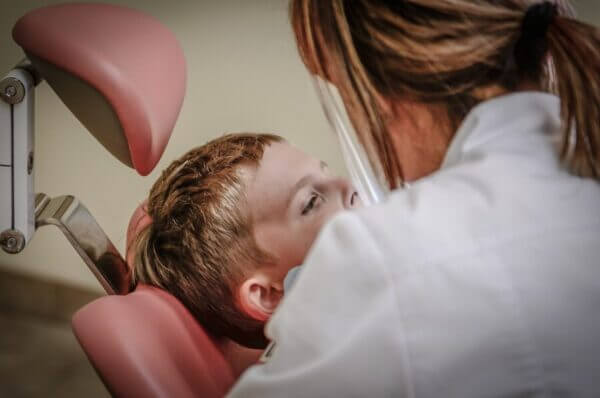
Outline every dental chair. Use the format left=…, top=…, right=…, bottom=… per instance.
left=2, top=4, right=256, bottom=397
left=72, top=201, right=246, bottom=397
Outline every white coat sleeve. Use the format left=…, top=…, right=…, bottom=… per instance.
left=227, top=212, right=415, bottom=398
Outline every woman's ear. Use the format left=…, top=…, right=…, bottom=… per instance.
left=238, top=272, right=283, bottom=322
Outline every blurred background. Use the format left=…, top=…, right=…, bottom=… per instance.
left=0, top=0, right=598, bottom=396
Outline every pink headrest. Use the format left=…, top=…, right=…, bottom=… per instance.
left=13, top=4, right=186, bottom=175
left=72, top=285, right=236, bottom=398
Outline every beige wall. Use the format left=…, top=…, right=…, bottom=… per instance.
left=0, top=0, right=344, bottom=291
left=573, top=0, right=600, bottom=24
left=1, top=1, right=599, bottom=292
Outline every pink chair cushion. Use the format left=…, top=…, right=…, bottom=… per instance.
left=13, top=4, right=186, bottom=175
left=72, top=284, right=236, bottom=398
left=72, top=206, right=262, bottom=396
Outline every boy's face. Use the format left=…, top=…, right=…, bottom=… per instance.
left=239, top=141, right=360, bottom=321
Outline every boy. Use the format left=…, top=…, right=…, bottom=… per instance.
left=131, top=133, right=359, bottom=348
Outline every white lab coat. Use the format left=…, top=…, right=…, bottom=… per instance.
left=229, top=92, right=600, bottom=397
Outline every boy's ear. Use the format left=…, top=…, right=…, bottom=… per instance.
left=238, top=272, right=283, bottom=322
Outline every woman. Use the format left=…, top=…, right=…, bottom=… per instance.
left=230, top=1, right=600, bottom=396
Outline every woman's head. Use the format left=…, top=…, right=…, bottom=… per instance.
left=291, top=0, right=600, bottom=186
left=132, top=133, right=358, bottom=348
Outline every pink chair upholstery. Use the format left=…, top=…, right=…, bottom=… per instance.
left=13, top=3, right=186, bottom=175
left=125, top=199, right=151, bottom=267
left=72, top=285, right=236, bottom=398
left=72, top=203, right=262, bottom=396
left=73, top=202, right=235, bottom=397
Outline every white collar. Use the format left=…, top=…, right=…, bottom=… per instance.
left=441, top=91, right=560, bottom=170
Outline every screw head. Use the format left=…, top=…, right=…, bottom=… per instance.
left=4, top=85, right=16, bottom=97
left=6, top=237, right=17, bottom=248
left=0, top=78, right=25, bottom=104
left=0, top=230, right=26, bottom=254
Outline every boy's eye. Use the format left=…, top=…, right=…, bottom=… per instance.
left=302, top=194, right=321, bottom=215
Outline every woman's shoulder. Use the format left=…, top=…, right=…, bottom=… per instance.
left=350, top=177, right=486, bottom=265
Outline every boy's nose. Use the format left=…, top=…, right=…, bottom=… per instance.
left=349, top=190, right=362, bottom=209
left=331, top=178, right=361, bottom=210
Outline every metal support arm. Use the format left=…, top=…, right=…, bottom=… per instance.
left=0, top=61, right=130, bottom=295
left=34, top=193, right=131, bottom=295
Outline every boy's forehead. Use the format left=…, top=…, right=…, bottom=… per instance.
left=259, top=142, right=313, bottom=180
left=266, top=140, right=308, bottom=166
left=247, top=142, right=317, bottom=220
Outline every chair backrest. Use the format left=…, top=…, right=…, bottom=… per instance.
left=13, top=3, right=186, bottom=175
left=72, top=202, right=263, bottom=396
left=73, top=201, right=236, bottom=397
left=72, top=284, right=236, bottom=398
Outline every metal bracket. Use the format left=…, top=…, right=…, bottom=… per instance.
left=1, top=67, right=35, bottom=254
left=34, top=193, right=131, bottom=295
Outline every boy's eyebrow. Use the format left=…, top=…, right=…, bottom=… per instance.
left=286, top=160, right=328, bottom=209
left=288, top=175, right=315, bottom=208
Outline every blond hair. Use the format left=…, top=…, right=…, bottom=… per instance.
left=133, top=133, right=282, bottom=348
left=291, top=0, right=600, bottom=188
